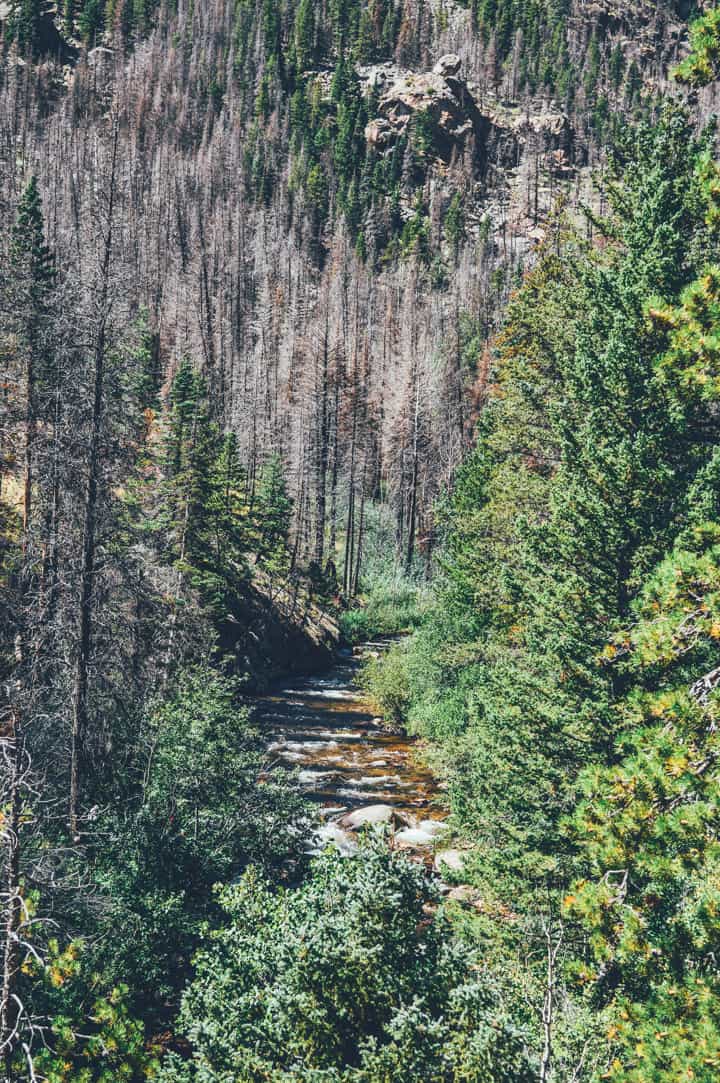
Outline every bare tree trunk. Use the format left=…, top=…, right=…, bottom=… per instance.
left=329, top=357, right=341, bottom=564
left=313, top=318, right=330, bottom=567
left=540, top=922, right=563, bottom=1083
left=69, top=123, right=120, bottom=841
left=21, top=352, right=35, bottom=556
left=405, top=372, right=420, bottom=573
left=0, top=705, right=22, bottom=1077
left=343, top=405, right=358, bottom=597
left=352, top=462, right=367, bottom=597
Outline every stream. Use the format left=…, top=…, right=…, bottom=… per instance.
left=257, top=642, right=448, bottom=856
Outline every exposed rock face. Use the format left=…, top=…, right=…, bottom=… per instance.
left=364, top=57, right=573, bottom=183
left=365, top=67, right=482, bottom=165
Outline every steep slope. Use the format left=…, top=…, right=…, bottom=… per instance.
left=0, top=0, right=705, bottom=580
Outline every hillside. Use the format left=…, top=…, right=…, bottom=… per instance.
left=0, top=0, right=706, bottom=574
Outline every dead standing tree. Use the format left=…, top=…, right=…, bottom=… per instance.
left=69, top=118, right=122, bottom=842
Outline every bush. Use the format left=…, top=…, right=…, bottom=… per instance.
left=90, top=666, right=310, bottom=1020
left=360, top=641, right=411, bottom=724
left=159, top=846, right=534, bottom=1082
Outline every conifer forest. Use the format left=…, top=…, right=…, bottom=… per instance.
left=7, top=0, right=720, bottom=1079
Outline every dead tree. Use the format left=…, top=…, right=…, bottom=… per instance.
left=69, top=121, right=121, bottom=841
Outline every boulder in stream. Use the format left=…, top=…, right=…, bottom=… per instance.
left=340, top=804, right=414, bottom=831
left=309, top=822, right=359, bottom=857
left=434, top=849, right=467, bottom=874
left=394, top=826, right=439, bottom=849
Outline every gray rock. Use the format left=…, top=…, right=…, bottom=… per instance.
left=365, top=68, right=480, bottom=164
left=433, top=53, right=462, bottom=78
left=309, top=822, right=359, bottom=857
left=340, top=804, right=413, bottom=830
left=434, top=848, right=466, bottom=874
left=394, top=826, right=438, bottom=849
left=418, top=819, right=449, bottom=836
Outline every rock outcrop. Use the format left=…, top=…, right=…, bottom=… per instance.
left=364, top=56, right=573, bottom=184
left=365, top=61, right=484, bottom=166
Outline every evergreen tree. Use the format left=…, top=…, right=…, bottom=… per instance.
left=676, top=7, right=720, bottom=87
left=7, top=0, right=44, bottom=57
left=402, top=108, right=719, bottom=896
left=78, top=0, right=104, bottom=41
left=252, top=453, right=293, bottom=575
left=10, top=176, right=55, bottom=298
left=159, top=847, right=535, bottom=1083
left=293, top=0, right=314, bottom=72
left=7, top=176, right=56, bottom=541
left=161, top=362, right=220, bottom=604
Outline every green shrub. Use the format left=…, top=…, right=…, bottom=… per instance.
left=340, top=574, right=428, bottom=643
left=90, top=666, right=309, bottom=1020
left=360, top=641, right=411, bottom=724
left=159, top=845, right=534, bottom=1082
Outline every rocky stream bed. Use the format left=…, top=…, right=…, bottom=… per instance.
left=256, top=643, right=466, bottom=871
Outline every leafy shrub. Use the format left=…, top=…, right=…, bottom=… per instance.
left=360, top=641, right=411, bottom=724
left=159, top=846, right=534, bottom=1082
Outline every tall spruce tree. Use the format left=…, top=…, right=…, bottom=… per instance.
left=404, top=108, right=719, bottom=896
left=8, top=176, right=55, bottom=546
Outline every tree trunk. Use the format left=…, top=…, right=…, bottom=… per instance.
left=405, top=373, right=420, bottom=573
left=0, top=707, right=22, bottom=1076
left=69, top=123, right=119, bottom=840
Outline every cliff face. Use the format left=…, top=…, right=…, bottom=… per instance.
left=0, top=1, right=706, bottom=577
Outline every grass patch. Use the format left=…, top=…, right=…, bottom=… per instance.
left=340, top=571, right=429, bottom=644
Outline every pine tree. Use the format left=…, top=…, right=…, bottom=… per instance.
left=10, top=177, right=55, bottom=294
left=252, top=454, right=293, bottom=575
left=402, top=108, right=719, bottom=897
left=294, top=0, right=314, bottom=72
left=204, top=432, right=251, bottom=608
left=7, top=0, right=43, bottom=57
left=8, top=176, right=55, bottom=544
left=78, top=0, right=104, bottom=42
left=162, top=362, right=218, bottom=579
left=675, top=7, right=720, bottom=87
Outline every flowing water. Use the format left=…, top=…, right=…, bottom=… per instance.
left=256, top=642, right=446, bottom=853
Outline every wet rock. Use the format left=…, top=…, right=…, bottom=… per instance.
left=394, top=826, right=438, bottom=849
left=309, top=822, right=359, bottom=857
left=418, top=819, right=449, bottom=837
left=297, top=769, right=342, bottom=787
left=434, top=849, right=466, bottom=874
left=340, top=804, right=414, bottom=831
